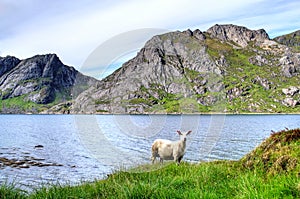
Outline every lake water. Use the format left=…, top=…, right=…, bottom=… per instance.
left=0, top=114, right=299, bottom=191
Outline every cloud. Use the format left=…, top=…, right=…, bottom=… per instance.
left=81, top=28, right=170, bottom=79
left=0, top=0, right=299, bottom=78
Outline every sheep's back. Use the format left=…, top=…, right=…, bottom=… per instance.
left=153, top=139, right=173, bottom=160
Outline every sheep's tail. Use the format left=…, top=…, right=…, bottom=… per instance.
left=152, top=142, right=158, bottom=153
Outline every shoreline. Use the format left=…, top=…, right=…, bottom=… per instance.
left=0, top=112, right=300, bottom=115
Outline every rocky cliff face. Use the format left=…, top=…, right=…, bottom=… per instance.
left=206, top=24, right=269, bottom=47
left=73, top=29, right=219, bottom=113
left=0, top=56, right=21, bottom=77
left=0, top=54, right=98, bottom=113
left=274, top=30, right=300, bottom=52
left=73, top=24, right=300, bottom=114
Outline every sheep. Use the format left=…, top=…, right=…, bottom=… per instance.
left=151, top=130, right=192, bottom=165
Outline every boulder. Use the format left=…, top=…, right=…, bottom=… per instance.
left=282, top=86, right=299, bottom=96
left=279, top=54, right=300, bottom=77
left=248, top=55, right=269, bottom=66
left=282, top=98, right=298, bottom=107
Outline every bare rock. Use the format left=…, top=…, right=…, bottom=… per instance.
left=282, top=86, right=299, bottom=96
left=282, top=98, right=298, bottom=107
left=274, top=30, right=300, bottom=50
left=182, top=29, right=193, bottom=37
left=279, top=53, right=300, bottom=77
left=193, top=29, right=206, bottom=41
left=0, top=56, right=21, bottom=76
left=206, top=24, right=269, bottom=47
left=248, top=55, right=269, bottom=66
left=252, top=76, right=271, bottom=90
left=0, top=54, right=98, bottom=112
left=34, top=145, right=44, bottom=149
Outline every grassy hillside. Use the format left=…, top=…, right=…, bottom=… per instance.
left=204, top=35, right=300, bottom=113
left=0, top=91, right=71, bottom=113
left=1, top=128, right=299, bottom=198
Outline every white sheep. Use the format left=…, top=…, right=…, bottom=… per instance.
left=151, top=130, right=192, bottom=165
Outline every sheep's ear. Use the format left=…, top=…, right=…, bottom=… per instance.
left=186, top=130, right=192, bottom=135
left=177, top=130, right=182, bottom=135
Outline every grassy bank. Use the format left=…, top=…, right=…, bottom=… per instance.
left=1, top=128, right=299, bottom=198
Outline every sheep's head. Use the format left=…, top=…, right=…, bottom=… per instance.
left=177, top=130, right=192, bottom=141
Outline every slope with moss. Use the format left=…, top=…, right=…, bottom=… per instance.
left=242, top=128, right=300, bottom=175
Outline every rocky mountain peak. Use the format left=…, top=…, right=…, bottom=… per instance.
left=20, top=53, right=64, bottom=78
left=0, top=55, right=21, bottom=76
left=206, top=24, right=269, bottom=47
left=0, top=53, right=98, bottom=112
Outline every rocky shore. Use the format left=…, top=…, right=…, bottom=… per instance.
left=0, top=146, right=63, bottom=170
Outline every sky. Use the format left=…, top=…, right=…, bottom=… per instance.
left=1, top=0, right=300, bottom=79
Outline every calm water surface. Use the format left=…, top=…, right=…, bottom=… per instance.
left=0, top=114, right=299, bottom=191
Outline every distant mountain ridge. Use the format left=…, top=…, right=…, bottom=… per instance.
left=0, top=24, right=299, bottom=114
left=0, top=54, right=98, bottom=113
left=274, top=30, right=300, bottom=52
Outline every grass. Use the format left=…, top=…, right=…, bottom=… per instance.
left=0, top=87, right=75, bottom=113
left=1, top=128, right=299, bottom=198
left=0, top=95, right=41, bottom=113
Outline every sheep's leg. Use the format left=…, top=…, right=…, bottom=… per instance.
left=174, top=155, right=179, bottom=165
left=174, top=155, right=183, bottom=165
left=151, top=147, right=159, bottom=164
left=151, top=155, right=156, bottom=164
left=160, top=158, right=163, bottom=164
left=177, top=156, right=183, bottom=164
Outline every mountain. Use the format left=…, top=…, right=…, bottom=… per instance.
left=1, top=24, right=300, bottom=114
left=73, top=24, right=300, bottom=114
left=274, top=30, right=300, bottom=52
left=0, top=54, right=98, bottom=113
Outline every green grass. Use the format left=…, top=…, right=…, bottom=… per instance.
left=0, top=183, right=27, bottom=199
left=1, top=128, right=299, bottom=198
left=0, top=95, right=41, bottom=113
left=0, top=87, right=74, bottom=113
left=95, top=99, right=111, bottom=105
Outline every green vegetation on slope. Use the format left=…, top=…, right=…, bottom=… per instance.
left=205, top=36, right=300, bottom=113
left=1, top=128, right=299, bottom=198
left=0, top=95, right=41, bottom=113
left=0, top=90, right=71, bottom=113
left=123, top=34, right=300, bottom=114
